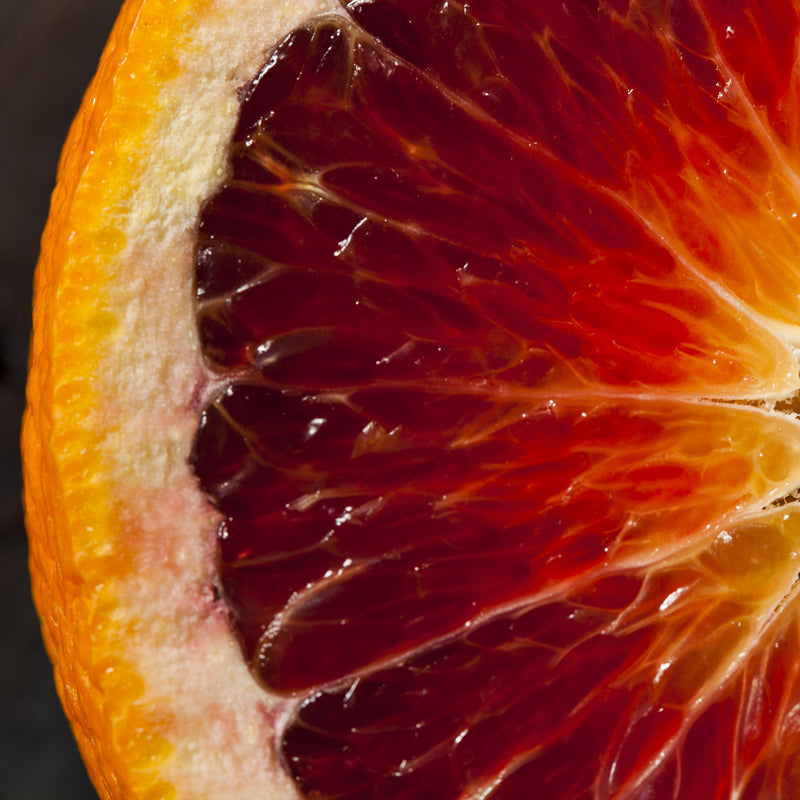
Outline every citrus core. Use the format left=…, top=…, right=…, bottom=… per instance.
left=23, top=0, right=800, bottom=798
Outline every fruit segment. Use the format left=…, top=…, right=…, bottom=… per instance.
left=188, top=1, right=800, bottom=798
left=195, top=394, right=800, bottom=693
left=339, top=0, right=800, bottom=334
left=282, top=511, right=800, bottom=800
left=196, top=10, right=800, bottom=399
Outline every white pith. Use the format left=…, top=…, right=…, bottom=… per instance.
left=97, top=2, right=342, bottom=797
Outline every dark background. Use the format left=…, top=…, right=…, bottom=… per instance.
left=1, top=1, right=121, bottom=798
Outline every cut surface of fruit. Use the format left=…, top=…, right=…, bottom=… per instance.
left=22, top=0, right=800, bottom=799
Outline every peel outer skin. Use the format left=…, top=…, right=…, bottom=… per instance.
left=22, top=1, right=338, bottom=797
left=24, top=3, right=152, bottom=795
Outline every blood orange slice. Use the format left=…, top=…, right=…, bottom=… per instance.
left=23, top=0, right=800, bottom=798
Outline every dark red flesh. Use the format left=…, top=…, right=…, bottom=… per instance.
left=189, top=1, right=800, bottom=798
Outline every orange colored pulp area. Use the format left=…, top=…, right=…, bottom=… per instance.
left=190, top=1, right=800, bottom=798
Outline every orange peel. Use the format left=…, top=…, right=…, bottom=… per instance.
left=23, top=1, right=342, bottom=796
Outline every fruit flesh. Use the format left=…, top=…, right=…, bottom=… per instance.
left=191, top=1, right=800, bottom=798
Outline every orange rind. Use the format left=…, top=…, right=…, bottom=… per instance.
left=24, top=1, right=344, bottom=796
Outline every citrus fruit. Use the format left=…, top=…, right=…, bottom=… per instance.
left=22, top=0, right=800, bottom=797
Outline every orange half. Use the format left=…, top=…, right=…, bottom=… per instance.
left=24, top=1, right=800, bottom=799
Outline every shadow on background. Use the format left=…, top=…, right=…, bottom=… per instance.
left=1, top=1, right=122, bottom=798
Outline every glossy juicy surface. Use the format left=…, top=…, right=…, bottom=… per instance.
left=191, top=1, right=800, bottom=797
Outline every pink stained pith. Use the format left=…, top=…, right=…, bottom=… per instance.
left=190, top=1, right=800, bottom=798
